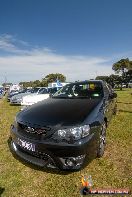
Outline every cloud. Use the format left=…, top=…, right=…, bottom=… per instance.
left=0, top=34, right=30, bottom=54
left=0, top=34, right=115, bottom=83
left=0, top=34, right=53, bottom=55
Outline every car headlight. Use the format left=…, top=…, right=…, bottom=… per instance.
left=17, top=98, right=22, bottom=101
left=52, top=125, right=90, bottom=142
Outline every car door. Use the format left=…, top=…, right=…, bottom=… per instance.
left=107, top=84, right=117, bottom=116
left=103, top=83, right=114, bottom=123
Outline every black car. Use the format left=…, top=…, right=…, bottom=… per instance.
left=10, top=80, right=117, bottom=170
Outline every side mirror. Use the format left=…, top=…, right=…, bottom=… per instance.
left=109, top=92, right=117, bottom=99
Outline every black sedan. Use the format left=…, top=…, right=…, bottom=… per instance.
left=10, top=80, right=117, bottom=170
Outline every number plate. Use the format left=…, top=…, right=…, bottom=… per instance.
left=17, top=138, right=35, bottom=152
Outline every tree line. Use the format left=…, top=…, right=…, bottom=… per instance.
left=2, top=58, right=132, bottom=89
left=96, top=58, right=132, bottom=89
left=19, top=73, right=66, bottom=88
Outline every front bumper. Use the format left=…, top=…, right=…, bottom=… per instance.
left=10, top=141, right=57, bottom=169
left=10, top=100, right=21, bottom=105
left=10, top=126, right=98, bottom=170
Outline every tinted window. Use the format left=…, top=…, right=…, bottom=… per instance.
left=30, top=88, right=40, bottom=93
left=48, top=87, right=61, bottom=94
left=53, top=82, right=103, bottom=98
left=18, top=89, right=27, bottom=93
left=38, top=88, right=48, bottom=94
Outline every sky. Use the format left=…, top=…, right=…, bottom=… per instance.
left=0, top=0, right=132, bottom=84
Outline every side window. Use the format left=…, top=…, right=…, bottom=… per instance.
left=104, top=83, right=114, bottom=96
left=103, top=83, right=109, bottom=97
left=107, top=84, right=114, bottom=95
left=39, top=88, right=48, bottom=94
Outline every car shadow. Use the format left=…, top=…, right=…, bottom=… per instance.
left=114, top=89, right=127, bottom=91
left=0, top=187, right=5, bottom=196
left=118, top=109, right=132, bottom=113
left=10, top=103, right=21, bottom=106
left=7, top=138, right=93, bottom=175
left=117, top=101, right=132, bottom=104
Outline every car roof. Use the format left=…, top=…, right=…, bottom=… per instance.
left=68, top=80, right=104, bottom=85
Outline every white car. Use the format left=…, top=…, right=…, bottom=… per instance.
left=21, top=87, right=61, bottom=110
left=21, top=88, right=49, bottom=108
left=10, top=87, right=42, bottom=105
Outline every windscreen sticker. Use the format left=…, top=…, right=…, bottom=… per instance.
left=89, top=83, right=95, bottom=90
left=82, top=84, right=89, bottom=90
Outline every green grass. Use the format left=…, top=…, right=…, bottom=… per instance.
left=0, top=89, right=132, bottom=197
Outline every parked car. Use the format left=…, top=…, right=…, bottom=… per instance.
left=122, top=83, right=127, bottom=88
left=9, top=84, right=21, bottom=92
left=21, top=88, right=49, bottom=109
left=0, top=87, right=4, bottom=98
left=10, top=80, right=117, bottom=171
left=0, top=92, right=4, bottom=99
left=47, top=87, right=62, bottom=95
left=10, top=87, right=42, bottom=105
left=21, top=87, right=60, bottom=110
left=128, top=80, right=132, bottom=88
left=7, top=90, right=19, bottom=101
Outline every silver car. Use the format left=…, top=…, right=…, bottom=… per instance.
left=10, top=87, right=42, bottom=105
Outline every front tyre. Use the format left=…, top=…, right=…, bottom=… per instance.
left=97, top=122, right=106, bottom=157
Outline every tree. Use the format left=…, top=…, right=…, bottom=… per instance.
left=109, top=74, right=122, bottom=88
left=95, top=75, right=122, bottom=88
left=124, top=70, right=132, bottom=84
left=32, top=80, right=41, bottom=87
left=112, top=58, right=132, bottom=90
left=19, top=73, right=66, bottom=88
left=42, top=73, right=66, bottom=84
left=95, top=76, right=109, bottom=83
left=112, top=58, right=131, bottom=74
left=2, top=82, right=12, bottom=87
left=19, top=81, right=34, bottom=88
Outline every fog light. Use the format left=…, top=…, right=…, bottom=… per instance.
left=65, top=158, right=76, bottom=167
left=75, top=155, right=86, bottom=166
left=60, top=155, right=86, bottom=168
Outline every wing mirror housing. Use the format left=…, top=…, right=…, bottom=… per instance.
left=109, top=92, right=117, bottom=99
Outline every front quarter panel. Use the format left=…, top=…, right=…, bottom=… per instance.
left=82, top=99, right=104, bottom=157
left=83, top=99, right=104, bottom=127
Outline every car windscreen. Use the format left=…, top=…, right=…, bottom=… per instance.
left=18, top=89, right=28, bottom=93
left=10, top=90, right=18, bottom=93
left=30, top=88, right=40, bottom=93
left=53, top=82, right=104, bottom=99
left=38, top=88, right=48, bottom=94
left=48, top=87, right=62, bottom=94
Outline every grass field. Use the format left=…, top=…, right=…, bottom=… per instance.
left=0, top=89, right=132, bottom=197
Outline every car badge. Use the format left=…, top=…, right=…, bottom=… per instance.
left=36, top=128, right=47, bottom=135
left=25, top=126, right=35, bottom=133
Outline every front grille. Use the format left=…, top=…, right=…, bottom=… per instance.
left=17, top=122, right=51, bottom=140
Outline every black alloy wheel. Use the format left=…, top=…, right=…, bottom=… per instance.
left=97, top=122, right=106, bottom=157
